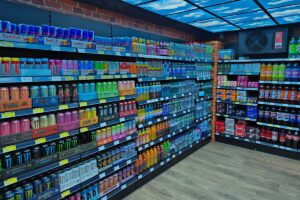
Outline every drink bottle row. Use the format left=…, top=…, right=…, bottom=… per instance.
left=260, top=63, right=300, bottom=82
left=259, top=85, right=300, bottom=104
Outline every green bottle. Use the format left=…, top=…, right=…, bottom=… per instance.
left=296, top=37, right=300, bottom=57
left=289, top=38, right=297, bottom=56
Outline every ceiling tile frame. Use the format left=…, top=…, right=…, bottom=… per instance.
left=253, top=0, right=279, bottom=25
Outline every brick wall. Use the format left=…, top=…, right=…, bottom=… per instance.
left=6, top=0, right=197, bottom=41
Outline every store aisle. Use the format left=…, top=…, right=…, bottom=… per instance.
left=124, top=142, right=300, bottom=200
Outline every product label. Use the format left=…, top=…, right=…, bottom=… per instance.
left=290, top=91, right=296, bottom=101
left=289, top=114, right=296, bottom=123
left=275, top=31, right=283, bottom=49
left=283, top=113, right=289, bottom=122
left=270, top=90, right=277, bottom=100
left=259, top=90, right=265, bottom=99
left=277, top=112, right=283, bottom=121
left=264, top=90, right=270, bottom=99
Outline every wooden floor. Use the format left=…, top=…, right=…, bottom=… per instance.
left=124, top=142, right=300, bottom=200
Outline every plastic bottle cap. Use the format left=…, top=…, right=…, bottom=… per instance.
left=11, top=58, right=20, bottom=62
left=2, top=57, right=11, bottom=62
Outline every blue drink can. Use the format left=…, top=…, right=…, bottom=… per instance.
left=19, top=24, right=28, bottom=35
left=40, top=85, right=49, bottom=97
left=81, top=190, right=88, bottom=200
left=63, top=28, right=70, bottom=39
left=14, top=187, right=24, bottom=200
left=30, top=86, right=40, bottom=98
left=42, top=58, right=49, bottom=69
left=49, top=85, right=57, bottom=97
left=15, top=24, right=20, bottom=34
left=33, top=179, right=43, bottom=194
left=88, top=61, right=94, bottom=69
left=20, top=58, right=27, bottom=69
left=1, top=21, right=11, bottom=33
left=34, top=26, right=42, bottom=37
left=69, top=27, right=76, bottom=39
left=50, top=173, right=58, bottom=187
left=77, top=83, right=84, bottom=93
left=76, top=28, right=82, bottom=40
left=10, top=23, right=16, bottom=34
left=42, top=176, right=51, bottom=190
left=82, top=30, right=88, bottom=41
left=24, top=183, right=33, bottom=199
left=49, top=26, right=55, bottom=37
left=55, top=27, right=64, bottom=38
left=83, top=83, right=90, bottom=93
left=78, top=60, right=85, bottom=70
left=27, top=58, right=35, bottom=69
left=42, top=25, right=49, bottom=37
left=88, top=31, right=94, bottom=41
left=35, top=59, right=42, bottom=69
left=84, top=60, right=90, bottom=69
left=4, top=190, right=14, bottom=200
left=28, top=25, right=35, bottom=36
left=90, top=83, right=96, bottom=93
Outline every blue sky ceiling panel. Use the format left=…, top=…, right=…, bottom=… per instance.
left=258, top=0, right=300, bottom=9
left=122, top=0, right=152, bottom=5
left=189, top=0, right=236, bottom=8
left=167, top=9, right=214, bottom=23
left=223, top=11, right=270, bottom=24
left=236, top=19, right=276, bottom=29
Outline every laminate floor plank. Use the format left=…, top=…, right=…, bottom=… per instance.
left=124, top=142, right=300, bottom=200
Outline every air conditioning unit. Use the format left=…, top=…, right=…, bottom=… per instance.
left=239, top=27, right=288, bottom=55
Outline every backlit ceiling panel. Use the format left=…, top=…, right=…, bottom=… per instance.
left=122, top=0, right=300, bottom=32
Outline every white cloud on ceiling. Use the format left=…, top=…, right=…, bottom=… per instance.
left=182, top=12, right=204, bottom=18
left=223, top=8, right=248, bottom=14
left=213, top=6, right=230, bottom=12
left=269, top=0, right=294, bottom=6
left=191, top=20, right=227, bottom=27
left=281, top=15, right=300, bottom=22
left=142, top=0, right=189, bottom=11
left=271, top=7, right=300, bottom=17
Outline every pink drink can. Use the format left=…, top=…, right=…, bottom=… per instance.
left=75, top=193, right=81, bottom=200
left=68, top=196, right=75, bottom=200
left=71, top=110, right=78, bottom=121
left=49, top=59, right=56, bottom=75
left=56, top=113, right=65, bottom=124
left=10, top=120, right=20, bottom=134
left=65, top=111, right=72, bottom=123
left=55, top=60, right=61, bottom=75
left=67, top=60, right=73, bottom=70
left=20, top=118, right=30, bottom=132
left=72, top=60, right=78, bottom=70
left=61, top=60, right=68, bottom=70
left=0, top=122, right=10, bottom=136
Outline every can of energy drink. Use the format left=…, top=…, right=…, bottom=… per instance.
left=39, top=115, right=48, bottom=127
left=11, top=120, right=21, bottom=134
left=57, top=85, right=64, bottom=103
left=0, top=87, right=9, bottom=101
left=31, top=117, right=40, bottom=129
left=48, top=85, right=56, bottom=97
left=33, top=179, right=43, bottom=194
left=64, top=84, right=70, bottom=103
left=40, top=85, right=49, bottom=98
left=5, top=154, right=13, bottom=168
left=15, top=151, right=23, bottom=165
left=42, top=176, right=51, bottom=190
left=24, top=183, right=33, bottom=199
left=71, top=84, right=78, bottom=102
left=57, top=140, right=64, bottom=152
left=4, top=191, right=14, bottom=200
left=10, top=87, right=20, bottom=100
left=33, top=146, right=41, bottom=159
left=48, top=114, right=56, bottom=126
left=30, top=86, right=40, bottom=98
left=50, top=173, right=58, bottom=187
left=20, top=86, right=30, bottom=99
left=83, top=83, right=90, bottom=93
left=77, top=83, right=83, bottom=94
left=14, top=187, right=24, bottom=200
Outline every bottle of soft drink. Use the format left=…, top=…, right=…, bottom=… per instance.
left=266, top=63, right=273, bottom=81
left=260, top=63, right=266, bottom=81
left=272, top=63, right=279, bottom=81
left=289, top=38, right=297, bottom=57
left=296, top=37, right=300, bottom=58
left=285, top=63, right=292, bottom=81
left=278, top=63, right=286, bottom=81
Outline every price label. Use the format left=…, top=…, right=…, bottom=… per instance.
left=3, top=145, right=16, bottom=153
left=61, top=190, right=70, bottom=198
left=120, top=118, right=125, bottom=122
left=98, top=50, right=104, bottom=54
left=121, top=184, right=127, bottom=190
left=127, top=160, right=131, bottom=165
left=2, top=112, right=16, bottom=118
left=59, top=104, right=69, bottom=110
left=79, top=102, right=88, bottom=107
left=4, top=177, right=18, bottom=186
left=35, top=137, right=46, bottom=144
left=138, top=175, right=143, bottom=179
left=115, top=75, right=121, bottom=78
left=159, top=138, right=163, bottom=141
left=102, top=196, right=107, bottom=200
left=150, top=141, right=154, bottom=146
left=98, top=146, right=105, bottom=151
left=172, top=155, right=176, bottom=158
left=179, top=150, right=182, bottom=154
left=60, top=132, right=69, bottom=138
left=100, top=122, right=107, bottom=127
left=164, top=116, right=168, bottom=120
left=234, top=137, right=239, bottom=140
left=77, top=48, right=85, bottom=53
left=64, top=76, right=75, bottom=81
left=99, top=173, right=105, bottom=178
left=167, top=158, right=170, bottom=162
left=148, top=121, right=153, bottom=125
left=190, top=144, right=192, bottom=148
left=59, top=159, right=69, bottom=166
left=114, top=165, right=120, bottom=171
left=52, top=76, right=62, bottom=81
left=99, top=99, right=107, bottom=103
left=160, top=161, right=164, bottom=166
left=138, top=147, right=142, bottom=151
left=51, top=46, right=61, bottom=51
left=122, top=75, right=128, bottom=78
left=115, top=52, right=121, bottom=56
left=145, top=144, right=149, bottom=148
left=150, top=167, right=154, bottom=172
left=151, top=78, right=156, bottom=81
left=126, top=136, right=131, bottom=140
left=33, top=108, right=44, bottom=114
left=21, top=77, right=33, bottom=82
left=256, top=141, right=261, bottom=144
left=120, top=96, right=125, bottom=100
left=244, top=139, right=249, bottom=142
left=225, top=135, right=229, bottom=138
left=167, top=134, right=171, bottom=137
left=157, top=118, right=161, bottom=122
left=80, top=127, right=88, bottom=133
left=114, top=140, right=120, bottom=145
left=179, top=129, right=183, bottom=132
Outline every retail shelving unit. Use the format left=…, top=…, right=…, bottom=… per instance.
left=215, top=59, right=300, bottom=160
left=0, top=36, right=214, bottom=199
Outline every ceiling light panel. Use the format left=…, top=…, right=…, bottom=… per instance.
left=258, top=0, right=300, bottom=9
left=268, top=4, right=300, bottom=18
left=203, top=24, right=240, bottom=32
left=122, top=0, right=153, bottom=5
left=189, top=18, right=229, bottom=28
left=139, top=0, right=197, bottom=15
left=236, top=19, right=275, bottom=29
left=167, top=9, right=214, bottom=23
left=189, top=0, right=238, bottom=8
left=276, top=15, right=300, bottom=24
left=224, top=11, right=270, bottom=24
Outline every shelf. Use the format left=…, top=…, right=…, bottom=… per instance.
left=0, top=114, right=137, bottom=154
left=195, top=96, right=213, bottom=102
left=216, top=100, right=257, bottom=106
left=78, top=94, right=137, bottom=107
left=195, top=114, right=212, bottom=123
left=216, top=86, right=258, bottom=91
left=259, top=80, right=300, bottom=85
left=81, top=132, right=138, bottom=159
left=137, top=123, right=195, bottom=152
left=137, top=92, right=194, bottom=106
left=196, top=77, right=213, bottom=81
left=138, top=76, right=194, bottom=82
left=218, top=58, right=300, bottom=63
left=258, top=101, right=300, bottom=108
left=0, top=40, right=212, bottom=63
left=218, top=72, right=259, bottom=75
left=101, top=134, right=211, bottom=200
left=0, top=154, right=80, bottom=188
left=257, top=122, right=299, bottom=131
left=216, top=114, right=257, bottom=122
left=215, top=132, right=299, bottom=156
left=137, top=108, right=194, bottom=129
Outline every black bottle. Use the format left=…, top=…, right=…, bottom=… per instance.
left=286, top=130, right=293, bottom=147
left=292, top=131, right=299, bottom=149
